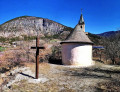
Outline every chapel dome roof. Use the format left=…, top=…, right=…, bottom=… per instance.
left=60, top=12, right=93, bottom=44
left=60, top=24, right=93, bottom=44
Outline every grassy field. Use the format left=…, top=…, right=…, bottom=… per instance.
left=0, top=47, right=5, bottom=52
left=1, top=62, right=120, bottom=92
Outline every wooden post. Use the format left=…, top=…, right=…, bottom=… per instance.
left=36, top=37, right=39, bottom=79
left=31, top=36, right=45, bottom=79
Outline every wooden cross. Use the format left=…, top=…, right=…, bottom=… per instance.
left=31, top=36, right=45, bottom=79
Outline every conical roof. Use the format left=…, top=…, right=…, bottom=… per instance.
left=78, top=14, right=85, bottom=25
left=60, top=24, right=93, bottom=44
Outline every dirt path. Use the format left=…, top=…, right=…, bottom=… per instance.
left=1, top=62, right=120, bottom=92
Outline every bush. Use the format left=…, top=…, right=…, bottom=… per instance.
left=0, top=47, right=5, bottom=52
left=0, top=37, right=8, bottom=42
left=23, top=35, right=36, bottom=41
left=49, top=46, right=62, bottom=65
left=63, top=26, right=73, bottom=31
left=0, top=36, right=37, bottom=44
left=41, top=34, right=60, bottom=40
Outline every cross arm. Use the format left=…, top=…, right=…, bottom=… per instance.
left=31, top=47, right=45, bottom=49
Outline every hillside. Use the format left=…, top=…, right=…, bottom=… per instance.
left=0, top=16, right=103, bottom=45
left=0, top=16, right=67, bottom=37
left=87, top=33, right=103, bottom=45
left=97, top=30, right=120, bottom=37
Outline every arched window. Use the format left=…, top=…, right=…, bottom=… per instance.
left=81, top=26, right=82, bottom=28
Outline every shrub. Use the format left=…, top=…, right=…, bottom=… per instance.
left=49, top=46, right=62, bottom=65
left=23, top=35, right=36, bottom=41
left=0, top=37, right=8, bottom=42
left=0, top=47, right=5, bottom=52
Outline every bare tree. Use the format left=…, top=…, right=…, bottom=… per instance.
left=103, top=32, right=120, bottom=64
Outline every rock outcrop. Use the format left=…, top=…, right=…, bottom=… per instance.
left=0, top=16, right=65, bottom=37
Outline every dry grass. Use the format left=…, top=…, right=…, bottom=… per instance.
left=0, top=45, right=35, bottom=72
left=24, top=62, right=51, bottom=75
left=1, top=62, right=77, bottom=92
left=0, top=77, right=3, bottom=85
left=96, top=81, right=120, bottom=91
left=1, top=62, right=120, bottom=92
left=0, top=50, right=21, bottom=71
left=0, top=51, right=14, bottom=71
left=0, top=40, right=120, bottom=91
left=38, top=63, right=51, bottom=74
left=9, top=80, right=75, bottom=92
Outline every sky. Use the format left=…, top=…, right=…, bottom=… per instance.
left=0, top=0, right=120, bottom=34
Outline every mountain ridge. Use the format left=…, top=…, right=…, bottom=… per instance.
left=96, top=30, right=120, bottom=37
left=0, top=16, right=71, bottom=37
left=1, top=16, right=65, bottom=27
left=0, top=15, right=119, bottom=46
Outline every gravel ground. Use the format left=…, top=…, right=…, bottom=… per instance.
left=1, top=62, right=120, bottom=92
left=2, top=67, right=49, bottom=89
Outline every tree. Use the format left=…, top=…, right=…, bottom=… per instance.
left=103, top=32, right=120, bottom=64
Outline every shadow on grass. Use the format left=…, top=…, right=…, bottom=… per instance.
left=85, top=68, right=120, bottom=74
left=0, top=63, right=24, bottom=73
left=64, top=65, right=120, bottom=80
left=64, top=66, right=120, bottom=79
left=95, top=81, right=120, bottom=92
left=65, top=70, right=111, bottom=79
left=48, top=58, right=63, bottom=65
left=93, top=59, right=104, bottom=63
left=19, top=72, right=35, bottom=79
left=0, top=68, right=10, bottom=73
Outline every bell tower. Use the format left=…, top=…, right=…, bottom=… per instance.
left=78, top=9, right=85, bottom=32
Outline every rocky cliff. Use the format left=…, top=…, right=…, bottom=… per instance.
left=0, top=16, right=65, bottom=37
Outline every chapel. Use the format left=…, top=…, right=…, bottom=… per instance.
left=60, top=12, right=94, bottom=66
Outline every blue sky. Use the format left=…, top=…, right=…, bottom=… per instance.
left=0, top=0, right=120, bottom=34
